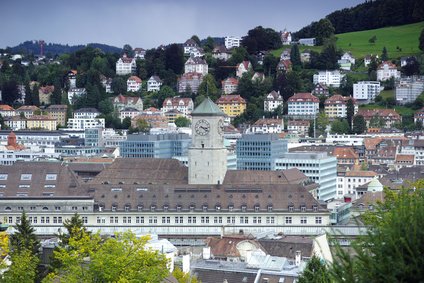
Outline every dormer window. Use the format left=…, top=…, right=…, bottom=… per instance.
left=288, top=204, right=294, bottom=212
left=254, top=205, right=260, bottom=212
left=300, top=205, right=306, bottom=212
left=150, top=205, right=156, bottom=212
left=215, top=205, right=221, bottom=211
left=137, top=205, right=143, bottom=212
left=267, top=205, right=273, bottom=212
left=202, top=205, right=208, bottom=212
left=163, top=205, right=169, bottom=211
left=111, top=205, right=117, bottom=212
left=125, top=205, right=130, bottom=212
left=177, top=205, right=182, bottom=212
left=189, top=204, right=195, bottom=211
left=313, top=205, right=318, bottom=212
left=241, top=205, right=247, bottom=212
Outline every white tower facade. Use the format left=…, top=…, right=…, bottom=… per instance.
left=188, top=98, right=227, bottom=185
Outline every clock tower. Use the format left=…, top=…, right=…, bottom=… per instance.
left=188, top=97, right=227, bottom=184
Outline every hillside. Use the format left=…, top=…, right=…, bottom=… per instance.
left=10, top=40, right=122, bottom=55
left=336, top=21, right=424, bottom=58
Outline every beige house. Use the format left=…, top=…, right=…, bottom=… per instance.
left=26, top=115, right=57, bottom=131
left=46, top=104, right=68, bottom=127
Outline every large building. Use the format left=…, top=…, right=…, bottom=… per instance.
left=313, top=70, right=344, bottom=88
left=120, top=133, right=191, bottom=158
left=287, top=93, right=319, bottom=117
left=324, top=95, right=358, bottom=119
left=46, top=104, right=68, bottom=127
left=395, top=76, right=424, bottom=104
left=353, top=81, right=381, bottom=101
left=221, top=77, right=238, bottom=95
left=162, top=97, right=194, bottom=117
left=377, top=61, right=400, bottom=81
left=116, top=54, right=136, bottom=75
left=178, top=72, right=203, bottom=94
left=224, top=36, right=241, bottom=49
left=264, top=90, right=284, bottom=112
left=237, top=133, right=288, bottom=171
left=216, top=95, right=247, bottom=118
left=275, top=152, right=338, bottom=201
left=0, top=99, right=330, bottom=236
left=184, top=57, right=208, bottom=75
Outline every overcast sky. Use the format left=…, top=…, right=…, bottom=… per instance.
left=1, top=0, right=364, bottom=49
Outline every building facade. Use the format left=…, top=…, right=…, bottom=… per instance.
left=224, top=36, right=241, bottom=49
left=287, top=93, right=319, bottom=117
left=126, top=76, right=142, bottom=92
left=313, top=70, right=344, bottom=88
left=353, top=81, right=381, bottom=101
left=264, top=91, right=283, bottom=112
left=324, top=95, right=358, bottom=119
left=116, top=54, right=136, bottom=75
left=377, top=61, right=401, bottom=81
left=395, top=76, right=424, bottom=104
left=162, top=97, right=194, bottom=117
left=147, top=76, right=162, bottom=92
left=216, top=95, right=247, bottom=118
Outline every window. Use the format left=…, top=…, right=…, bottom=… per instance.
left=96, top=217, right=101, bottom=224
left=315, top=217, right=322, bottom=224
left=0, top=174, right=8, bottom=180
left=82, top=217, right=87, bottom=224
left=288, top=205, right=294, bottom=212
left=201, top=216, right=209, bottom=224
left=300, top=217, right=307, bottom=224
left=267, top=205, right=273, bottom=212
left=137, top=205, right=143, bottom=212
left=123, top=217, right=127, bottom=224
left=72, top=206, right=77, bottom=211
left=114, top=217, right=118, bottom=224
left=266, top=216, right=275, bottom=224
left=202, top=205, right=208, bottom=212
left=20, top=174, right=32, bottom=181
left=285, top=217, right=292, bottom=224
left=112, top=205, right=117, bottom=212
left=55, top=206, right=61, bottom=211
left=45, top=174, right=57, bottom=181
left=253, top=217, right=262, bottom=224
left=136, top=216, right=144, bottom=224
left=301, top=205, right=306, bottom=212
left=241, top=205, right=247, bottom=212
left=58, top=217, right=62, bottom=224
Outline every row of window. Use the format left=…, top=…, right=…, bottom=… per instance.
left=0, top=173, right=57, bottom=181
left=3, top=206, right=88, bottom=211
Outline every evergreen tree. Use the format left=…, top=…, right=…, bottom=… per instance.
left=52, top=79, right=62, bottom=105
left=32, top=84, right=40, bottom=106
left=59, top=213, right=88, bottom=246
left=24, top=82, right=33, bottom=105
left=290, top=44, right=302, bottom=69
left=352, top=115, right=366, bottom=134
left=10, top=212, right=40, bottom=255
left=346, top=98, right=355, bottom=131
left=381, top=46, right=389, bottom=61
left=298, top=255, right=331, bottom=283
left=420, top=28, right=424, bottom=52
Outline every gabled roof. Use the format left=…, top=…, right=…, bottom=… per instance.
left=127, top=76, right=142, bottom=83
left=192, top=97, right=224, bottom=116
left=357, top=109, right=400, bottom=120
left=39, top=85, right=54, bottom=94
left=222, top=77, right=239, bottom=86
left=266, top=90, right=282, bottom=100
left=216, top=95, right=246, bottom=105
left=288, top=93, right=319, bottom=103
left=149, top=75, right=162, bottom=83
left=0, top=105, right=15, bottom=111
left=163, top=97, right=193, bottom=108
left=16, top=105, right=40, bottom=112
left=332, top=147, right=359, bottom=159
left=325, top=95, right=355, bottom=105
left=184, top=38, right=198, bottom=46
left=378, top=61, right=397, bottom=69
left=253, top=118, right=283, bottom=126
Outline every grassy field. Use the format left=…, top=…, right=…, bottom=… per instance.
left=336, top=22, right=424, bottom=59
left=271, top=22, right=424, bottom=59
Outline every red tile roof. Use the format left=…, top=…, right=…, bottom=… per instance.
left=357, top=109, right=400, bottom=120
left=222, top=77, right=238, bottom=87
left=378, top=61, right=397, bottom=70
left=288, top=93, right=319, bottom=103
left=0, top=105, right=14, bottom=111
left=162, top=97, right=193, bottom=107
left=332, top=147, right=359, bottom=159
left=325, top=95, right=356, bottom=105
left=127, top=76, right=142, bottom=83
left=216, top=95, right=246, bottom=104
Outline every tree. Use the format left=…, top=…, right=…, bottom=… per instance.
left=58, top=213, right=87, bottom=246
left=369, top=35, right=377, bottom=44
left=1, top=79, right=20, bottom=105
left=52, top=79, right=62, bottom=105
left=419, top=28, right=424, bottom=52
left=165, top=44, right=184, bottom=74
left=242, top=26, right=281, bottom=54
left=172, top=267, right=200, bottom=283
left=198, top=74, right=220, bottom=102
left=352, top=115, right=366, bottom=134
left=316, top=112, right=329, bottom=136
left=315, top=19, right=335, bottom=45
left=174, top=116, right=191, bottom=127
left=346, top=98, right=355, bottom=131
left=45, top=230, right=169, bottom=282
left=402, top=56, right=420, bottom=76
left=381, top=46, right=389, bottom=61
left=122, top=44, right=134, bottom=57
left=190, top=35, right=201, bottom=46
left=136, top=118, right=150, bottom=133
left=331, top=119, right=350, bottom=134
left=2, top=248, right=39, bottom=283
left=122, top=117, right=132, bottom=129
left=298, top=255, right=331, bottom=283
left=290, top=44, right=301, bottom=69
left=331, top=182, right=424, bottom=282
left=10, top=211, right=40, bottom=255
left=203, top=36, right=215, bottom=53
left=263, top=53, right=279, bottom=76
left=308, top=120, right=315, bottom=138
left=111, top=76, right=127, bottom=95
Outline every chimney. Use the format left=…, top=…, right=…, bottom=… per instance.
left=295, top=251, right=301, bottom=266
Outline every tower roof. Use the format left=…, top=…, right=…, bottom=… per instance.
left=191, top=97, right=224, bottom=116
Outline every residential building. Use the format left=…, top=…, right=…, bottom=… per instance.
left=100, top=77, right=113, bottom=94
left=237, top=133, right=288, bottom=170
left=275, top=152, right=338, bottom=201
left=287, top=93, right=319, bottom=117
left=46, top=104, right=68, bottom=127
left=0, top=105, right=15, bottom=117
left=4, top=116, right=27, bottom=130
left=312, top=83, right=329, bottom=97
left=377, top=61, right=400, bottom=81
left=177, top=72, right=203, bottom=94
left=280, top=30, right=292, bottom=45
left=356, top=109, right=401, bottom=128
left=133, top=48, right=146, bottom=59
left=414, top=108, right=424, bottom=126
left=184, top=57, right=208, bottom=75
left=413, top=140, right=424, bottom=165
left=119, top=107, right=141, bottom=122
left=67, top=70, right=77, bottom=88
left=301, top=50, right=311, bottom=63
left=38, top=85, right=54, bottom=105
left=183, top=39, right=199, bottom=55
left=353, top=81, right=381, bottom=101
left=364, top=136, right=406, bottom=165
left=67, top=88, right=87, bottom=104
left=313, top=70, right=344, bottom=88
left=338, top=59, right=352, bottom=71
left=340, top=52, right=355, bottom=64
left=252, top=72, right=265, bottom=82
left=162, top=97, right=194, bottom=117
left=15, top=105, right=40, bottom=118
left=112, top=95, right=143, bottom=111
left=247, top=118, right=284, bottom=134
left=264, top=90, right=284, bottom=112
left=221, top=77, right=238, bottom=95
left=364, top=55, right=373, bottom=67
left=236, top=61, right=252, bottom=78
left=26, top=115, right=57, bottom=131
left=164, top=109, right=184, bottom=124
left=0, top=130, right=62, bottom=146
left=212, top=46, right=231, bottom=61
left=216, top=95, right=247, bottom=118
left=74, top=108, right=101, bottom=119
left=67, top=117, right=106, bottom=130
left=332, top=147, right=359, bottom=165
left=324, top=95, right=358, bottom=119
left=395, top=76, right=424, bottom=104
left=116, top=54, right=136, bottom=75
left=120, top=133, right=191, bottom=158
left=336, top=170, right=378, bottom=197
left=126, top=76, right=142, bottom=92
left=280, top=49, right=291, bottom=60
left=299, top=38, right=316, bottom=46
left=224, top=36, right=241, bottom=49
left=287, top=120, right=310, bottom=136
left=147, top=76, right=162, bottom=92
left=277, top=59, right=292, bottom=72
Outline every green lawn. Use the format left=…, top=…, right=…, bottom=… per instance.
left=271, top=45, right=322, bottom=58
left=359, top=103, right=415, bottom=117
left=336, top=22, right=424, bottom=59
left=379, top=90, right=394, bottom=100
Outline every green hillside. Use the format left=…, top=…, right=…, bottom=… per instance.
left=272, top=22, right=424, bottom=59
left=336, top=22, right=424, bottom=59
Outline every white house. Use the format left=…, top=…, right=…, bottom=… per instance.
left=0, top=105, right=16, bottom=117
left=184, top=57, right=208, bottom=75
left=280, top=30, right=292, bottom=45
left=340, top=52, right=355, bottom=65
left=67, top=88, right=86, bottom=104
left=324, top=95, right=358, bottom=119
left=74, top=108, right=101, bottom=119
left=264, top=90, right=283, bottom=112
left=247, top=118, right=284, bottom=134
left=313, top=70, right=345, bottom=88
left=147, top=76, right=163, bottom=92
left=116, top=54, right=136, bottom=75
left=67, top=118, right=105, bottom=130
left=119, top=107, right=141, bottom=122
left=127, top=76, right=142, bottom=92
left=4, top=116, right=27, bottom=131
left=336, top=170, right=378, bottom=198
left=287, top=120, right=310, bottom=136
left=112, top=95, right=144, bottom=112
left=395, top=76, right=424, bottom=105
left=183, top=39, right=199, bottom=55
left=236, top=61, right=252, bottom=78
left=212, top=46, right=232, bottom=61
left=287, top=93, right=319, bottom=116
left=134, top=48, right=146, bottom=59
left=162, top=97, right=194, bottom=117
left=299, top=38, right=316, bottom=46
left=224, top=36, right=241, bottom=49
left=221, top=77, right=238, bottom=95
left=377, top=61, right=400, bottom=81
left=353, top=81, right=381, bottom=101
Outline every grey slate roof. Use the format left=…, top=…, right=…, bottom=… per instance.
left=191, top=97, right=225, bottom=116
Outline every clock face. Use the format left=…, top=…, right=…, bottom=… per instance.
left=218, top=119, right=224, bottom=134
left=195, top=119, right=210, bottom=136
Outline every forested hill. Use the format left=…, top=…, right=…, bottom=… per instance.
left=294, top=0, right=424, bottom=39
left=10, top=41, right=122, bottom=56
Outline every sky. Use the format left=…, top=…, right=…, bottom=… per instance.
left=0, top=0, right=364, bottom=49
